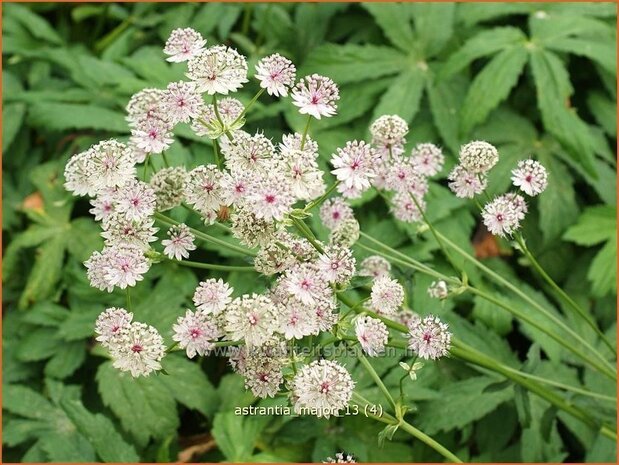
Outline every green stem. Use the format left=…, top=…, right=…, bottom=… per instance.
left=399, top=420, right=463, bottom=463
left=291, top=217, right=324, bottom=253
left=155, top=213, right=256, bottom=257
left=435, top=230, right=616, bottom=380
left=514, top=233, right=614, bottom=353
left=142, top=155, right=149, bottom=181
left=212, top=95, right=234, bottom=143
left=167, top=258, right=255, bottom=272
left=300, top=115, right=312, bottom=150
left=356, top=351, right=397, bottom=412
left=231, top=88, right=265, bottom=126
left=161, top=151, right=170, bottom=168
left=213, top=138, right=221, bottom=169
left=125, top=288, right=132, bottom=312
left=305, top=181, right=341, bottom=212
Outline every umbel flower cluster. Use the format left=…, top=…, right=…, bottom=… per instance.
left=64, top=27, right=548, bottom=420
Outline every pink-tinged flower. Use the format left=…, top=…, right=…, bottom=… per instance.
left=126, top=88, right=166, bottom=126
left=164, top=27, right=207, bottom=63
left=331, top=140, right=377, bottom=192
left=224, top=294, right=280, bottom=346
left=161, top=81, right=204, bottom=124
left=317, top=246, right=356, bottom=285
left=162, top=224, right=196, bottom=260
left=110, top=322, right=165, bottom=377
left=89, top=189, right=117, bottom=221
left=290, top=359, right=355, bottom=418
left=511, top=159, right=548, bottom=196
left=114, top=179, right=156, bottom=222
left=355, top=315, right=389, bottom=356
left=292, top=74, right=339, bottom=119
left=103, top=246, right=151, bottom=289
left=319, top=197, right=355, bottom=230
left=101, top=213, right=158, bottom=250
left=95, top=307, right=133, bottom=347
left=358, top=255, right=391, bottom=278
left=448, top=165, right=487, bottom=199
left=247, top=176, right=294, bottom=221
left=279, top=299, right=319, bottom=340
left=255, top=53, right=296, bottom=97
left=481, top=195, right=522, bottom=237
left=131, top=118, right=174, bottom=154
left=370, top=275, right=404, bottom=316
left=222, top=131, right=275, bottom=174
left=172, top=309, right=220, bottom=358
left=193, top=278, right=234, bottom=315
left=284, top=263, right=330, bottom=306
left=186, top=45, right=248, bottom=95
left=391, top=192, right=425, bottom=223
left=191, top=98, right=245, bottom=138
left=184, top=164, right=225, bottom=215
left=411, top=143, right=444, bottom=177
left=370, top=115, right=408, bottom=146
left=407, top=315, right=451, bottom=360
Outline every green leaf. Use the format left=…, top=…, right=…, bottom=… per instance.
left=211, top=412, right=261, bottom=461
left=529, top=49, right=597, bottom=176
left=28, top=103, right=129, bottom=133
left=457, top=3, right=535, bottom=27
left=66, top=218, right=104, bottom=261
left=3, top=103, right=26, bottom=152
left=587, top=91, right=617, bottom=137
left=588, top=240, right=617, bottom=296
left=372, top=68, right=426, bottom=123
left=3, top=225, right=62, bottom=278
left=545, top=37, right=616, bottom=76
left=39, top=432, right=96, bottom=462
left=439, top=27, right=526, bottom=79
left=96, top=361, right=179, bottom=445
left=5, top=3, right=63, bottom=45
left=3, top=384, right=58, bottom=421
left=301, top=44, right=406, bottom=85
left=411, top=3, right=456, bottom=57
left=45, top=341, right=86, bottom=379
left=563, top=206, right=616, bottom=246
left=426, top=74, right=466, bottom=153
left=59, top=397, right=139, bottom=462
left=521, top=397, right=566, bottom=461
left=530, top=13, right=614, bottom=43
left=363, top=3, right=415, bottom=52
left=416, top=376, right=513, bottom=434
left=460, top=46, right=528, bottom=135
left=15, top=327, right=62, bottom=362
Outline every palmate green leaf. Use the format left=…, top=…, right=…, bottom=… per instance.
left=2, top=224, right=63, bottom=279
left=563, top=205, right=616, bottom=246
left=211, top=412, right=261, bottom=461
left=363, top=3, right=415, bottom=53
left=4, top=3, right=63, bottom=45
left=15, top=327, right=62, bottom=362
left=426, top=74, right=467, bottom=153
left=44, top=341, right=86, bottom=379
left=529, top=49, right=597, bottom=176
left=529, top=13, right=614, bottom=43
left=536, top=150, right=579, bottom=242
left=39, top=432, right=96, bottom=462
left=588, top=239, right=617, bottom=296
left=28, top=102, right=129, bottom=133
left=545, top=37, right=616, bottom=75
left=59, top=397, right=139, bottom=462
left=456, top=3, right=535, bottom=27
left=460, top=46, right=528, bottom=135
left=587, top=91, right=617, bottom=137
left=301, top=44, right=406, bottom=85
left=3, top=103, right=26, bottom=153
left=410, top=3, right=456, bottom=57
left=372, top=68, right=425, bottom=124
left=439, top=27, right=527, bottom=79
left=3, top=384, right=59, bottom=421
left=415, top=376, right=514, bottom=434
left=520, top=396, right=567, bottom=462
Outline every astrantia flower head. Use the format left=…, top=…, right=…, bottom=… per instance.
left=291, top=359, right=355, bottom=418
left=459, top=141, right=499, bottom=173
left=172, top=309, right=220, bottom=358
left=324, top=453, right=356, bottom=464
left=504, top=192, right=528, bottom=219
left=255, top=53, right=297, bottom=97
left=278, top=298, right=320, bottom=340
left=284, top=263, right=331, bottom=306
left=110, top=322, right=166, bottom=377
left=164, top=27, right=207, bottom=63
left=370, top=275, right=404, bottom=317
left=126, top=88, right=166, bottom=125
left=247, top=175, right=294, bottom=221
left=89, top=189, right=116, bottom=222
left=114, top=179, right=157, bottom=222
left=428, top=280, right=449, bottom=300
left=162, top=224, right=196, bottom=260
left=370, top=115, right=409, bottom=146
left=254, top=240, right=297, bottom=276
left=235, top=342, right=287, bottom=398
left=105, top=245, right=151, bottom=290
left=161, top=81, right=204, bottom=124
left=292, top=74, right=339, bottom=119
left=358, top=255, right=391, bottom=278
left=355, top=315, right=389, bottom=356
left=448, top=165, right=487, bottom=199
left=186, top=45, right=248, bottom=95
left=329, top=217, right=360, bottom=248
left=391, top=191, right=425, bottom=223
left=411, top=143, right=445, bottom=177
left=184, top=164, right=225, bottom=215
left=279, top=132, right=318, bottom=160
left=331, top=140, right=377, bottom=194
left=222, top=131, right=275, bottom=174
left=482, top=195, right=522, bottom=237
left=385, top=158, right=428, bottom=195
left=317, top=245, right=356, bottom=285
left=224, top=294, right=280, bottom=346
left=95, top=307, right=133, bottom=347
left=64, top=150, right=96, bottom=197
left=191, top=98, right=245, bottom=139
left=193, top=278, right=234, bottom=315
left=408, top=315, right=451, bottom=360
left=230, top=207, right=277, bottom=248
left=511, top=159, right=548, bottom=196
left=150, top=166, right=189, bottom=211
left=320, top=197, right=355, bottom=230
left=101, top=213, right=158, bottom=249
left=276, top=150, right=325, bottom=202
left=131, top=118, right=174, bottom=154
left=90, top=140, right=136, bottom=191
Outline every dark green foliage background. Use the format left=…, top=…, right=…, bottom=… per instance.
left=2, top=2, right=617, bottom=463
